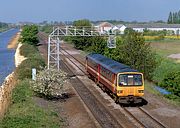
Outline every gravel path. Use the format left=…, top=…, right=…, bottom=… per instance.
left=168, top=53, right=180, bottom=59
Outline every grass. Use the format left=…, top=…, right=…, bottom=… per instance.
left=0, top=41, right=63, bottom=127
left=0, top=80, right=63, bottom=128
left=145, top=80, right=180, bottom=106
left=15, top=44, right=46, bottom=80
left=150, top=41, right=180, bottom=57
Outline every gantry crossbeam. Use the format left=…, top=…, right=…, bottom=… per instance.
left=48, top=26, right=116, bottom=70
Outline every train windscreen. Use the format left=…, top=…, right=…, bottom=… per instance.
left=119, top=74, right=142, bottom=86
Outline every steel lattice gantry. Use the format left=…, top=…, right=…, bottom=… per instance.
left=48, top=26, right=116, bottom=70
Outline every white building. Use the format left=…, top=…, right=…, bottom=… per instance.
left=112, top=24, right=127, bottom=34
left=127, top=24, right=180, bottom=34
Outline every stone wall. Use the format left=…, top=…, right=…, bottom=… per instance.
left=0, top=73, right=16, bottom=118
left=0, top=43, right=25, bottom=118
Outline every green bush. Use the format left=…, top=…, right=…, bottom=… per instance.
left=20, top=44, right=38, bottom=57
left=15, top=57, right=45, bottom=80
left=152, top=58, right=180, bottom=83
left=20, top=25, right=39, bottom=46
left=152, top=57, right=180, bottom=98
left=159, top=71, right=180, bottom=97
left=12, top=80, right=32, bottom=104
left=15, top=43, right=46, bottom=80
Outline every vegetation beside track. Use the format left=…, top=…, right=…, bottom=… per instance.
left=63, top=19, right=180, bottom=103
left=0, top=25, right=63, bottom=127
left=65, top=20, right=157, bottom=79
left=40, top=19, right=180, bottom=104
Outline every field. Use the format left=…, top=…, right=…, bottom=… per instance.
left=150, top=41, right=180, bottom=58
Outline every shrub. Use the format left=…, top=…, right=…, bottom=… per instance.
left=12, top=79, right=32, bottom=104
left=31, top=68, right=67, bottom=99
left=19, top=44, right=38, bottom=57
left=152, top=58, right=180, bottom=83
left=15, top=57, right=45, bottom=80
left=20, top=25, right=39, bottom=46
left=159, top=71, right=180, bottom=97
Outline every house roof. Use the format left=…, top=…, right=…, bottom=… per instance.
left=86, top=53, right=138, bottom=74
left=98, top=22, right=113, bottom=27
left=116, top=24, right=125, bottom=28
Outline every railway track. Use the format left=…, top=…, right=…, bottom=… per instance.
left=60, top=48, right=124, bottom=128
left=60, top=45, right=168, bottom=128
left=61, top=43, right=167, bottom=128
left=123, top=107, right=167, bottom=128
left=39, top=32, right=168, bottom=128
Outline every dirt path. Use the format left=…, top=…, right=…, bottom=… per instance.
left=168, top=53, right=180, bottom=63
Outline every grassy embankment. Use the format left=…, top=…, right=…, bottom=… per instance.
left=0, top=30, right=63, bottom=127
left=144, top=36, right=180, bottom=105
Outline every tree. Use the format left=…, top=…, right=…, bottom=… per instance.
left=167, top=12, right=173, bottom=24
left=174, top=12, right=179, bottom=23
left=86, top=36, right=106, bottom=54
left=70, top=19, right=93, bottom=50
left=104, top=37, right=124, bottom=62
left=178, top=11, right=180, bottom=23
left=73, top=19, right=91, bottom=27
left=168, top=10, right=180, bottom=24
left=121, top=28, right=157, bottom=79
left=20, top=25, right=39, bottom=45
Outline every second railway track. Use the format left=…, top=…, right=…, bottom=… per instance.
left=60, top=48, right=124, bottom=128
left=60, top=45, right=168, bottom=128
left=39, top=32, right=168, bottom=128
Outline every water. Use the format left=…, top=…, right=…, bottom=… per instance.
left=0, top=28, right=19, bottom=85
left=154, top=86, right=171, bottom=95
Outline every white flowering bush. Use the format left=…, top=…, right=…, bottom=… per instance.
left=31, top=67, right=67, bottom=99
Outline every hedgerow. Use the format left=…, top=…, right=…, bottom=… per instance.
left=159, top=71, right=180, bottom=97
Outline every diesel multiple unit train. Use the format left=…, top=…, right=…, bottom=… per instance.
left=86, top=53, right=144, bottom=103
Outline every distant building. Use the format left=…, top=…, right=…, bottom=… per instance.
left=94, top=22, right=127, bottom=34
left=95, top=22, right=113, bottom=34
left=112, top=24, right=126, bottom=34
left=127, top=23, right=180, bottom=34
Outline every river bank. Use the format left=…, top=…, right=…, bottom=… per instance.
left=0, top=31, right=23, bottom=118
left=7, top=32, right=20, bottom=49
left=0, top=29, right=19, bottom=85
left=6, top=31, right=26, bottom=67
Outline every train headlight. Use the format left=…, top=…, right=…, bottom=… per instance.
left=138, top=90, right=144, bottom=93
left=118, top=90, right=123, bottom=93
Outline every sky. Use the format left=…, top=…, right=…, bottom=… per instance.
left=0, top=0, right=180, bottom=23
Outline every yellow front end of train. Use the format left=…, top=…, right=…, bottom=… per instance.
left=116, top=72, right=144, bottom=103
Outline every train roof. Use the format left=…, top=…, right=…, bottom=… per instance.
left=86, top=53, right=138, bottom=74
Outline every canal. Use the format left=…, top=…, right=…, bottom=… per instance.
left=0, top=29, right=19, bottom=85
